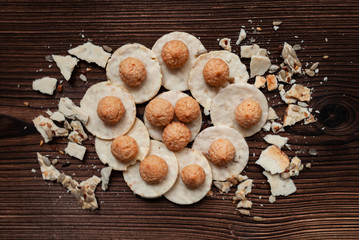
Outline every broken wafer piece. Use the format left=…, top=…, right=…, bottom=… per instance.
left=68, top=120, right=88, bottom=144
left=280, top=156, right=302, bottom=179
left=68, top=42, right=111, bottom=68
left=263, top=135, right=288, bottom=149
left=255, top=145, right=290, bottom=174
left=234, top=179, right=253, bottom=209
left=268, top=107, right=279, bottom=120
left=76, top=176, right=102, bottom=210
left=37, top=153, right=60, bottom=181
left=32, top=77, right=57, bottom=95
left=279, top=84, right=297, bottom=104
left=254, top=76, right=266, bottom=88
left=33, top=115, right=69, bottom=143
left=304, top=114, right=317, bottom=124
left=277, top=69, right=293, bottom=84
left=213, top=181, right=232, bottom=194
left=64, top=141, right=86, bottom=160
left=49, top=111, right=65, bottom=122
left=101, top=167, right=112, bottom=191
left=266, top=74, right=277, bottom=91
left=58, top=97, right=89, bottom=125
left=286, top=84, right=311, bottom=102
left=219, top=38, right=232, bottom=51
left=236, top=29, right=246, bottom=45
left=283, top=104, right=310, bottom=127
left=250, top=56, right=271, bottom=78
left=52, top=55, right=79, bottom=81
left=271, top=122, right=284, bottom=134
left=263, top=171, right=296, bottom=196
left=282, top=42, right=302, bottom=74
left=241, top=44, right=267, bottom=58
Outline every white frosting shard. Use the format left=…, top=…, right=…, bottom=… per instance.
left=101, top=167, right=112, bottom=191
left=52, top=55, right=79, bottom=81
left=68, top=120, right=88, bottom=144
left=250, top=56, right=271, bottom=78
left=236, top=29, right=246, bottom=45
left=68, top=42, right=111, bottom=68
left=64, top=141, right=86, bottom=160
left=33, top=115, right=69, bottom=143
left=58, top=97, right=88, bottom=124
left=32, top=77, right=57, bottom=95
left=37, top=153, right=60, bottom=181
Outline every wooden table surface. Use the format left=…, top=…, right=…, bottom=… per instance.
left=1, top=0, right=359, bottom=239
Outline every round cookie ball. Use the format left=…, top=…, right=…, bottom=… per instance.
left=145, top=98, right=174, bottom=127
left=208, top=138, right=236, bottom=167
left=162, top=122, right=191, bottom=151
left=161, top=40, right=189, bottom=69
left=202, top=58, right=230, bottom=87
left=181, top=164, right=205, bottom=189
left=97, top=96, right=126, bottom=125
left=235, top=99, right=263, bottom=128
left=119, top=57, right=146, bottom=87
left=111, top=135, right=138, bottom=163
left=139, top=155, right=168, bottom=184
left=174, top=97, right=200, bottom=123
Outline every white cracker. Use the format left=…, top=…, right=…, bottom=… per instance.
left=68, top=42, right=111, bottom=68
left=32, top=77, right=57, bottom=95
left=52, top=55, right=78, bottom=81
left=188, top=51, right=249, bottom=111
left=144, top=91, right=202, bottom=142
left=164, top=148, right=212, bottom=205
left=263, top=171, right=297, bottom=196
left=58, top=97, right=89, bottom=124
left=250, top=56, right=271, bottom=78
left=152, top=31, right=207, bottom=91
left=64, top=142, right=86, bottom=160
left=123, top=140, right=178, bottom=199
left=255, top=145, right=289, bottom=174
left=95, top=118, right=150, bottom=171
left=80, top=81, right=136, bottom=140
left=263, top=135, right=288, bottom=149
left=106, top=43, right=162, bottom=103
left=210, top=83, right=268, bottom=137
left=192, top=125, right=249, bottom=181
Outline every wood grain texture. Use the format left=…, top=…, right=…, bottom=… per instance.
left=1, top=0, right=359, bottom=239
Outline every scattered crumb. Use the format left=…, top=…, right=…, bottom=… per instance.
left=23, top=102, right=30, bottom=107
left=219, top=38, right=232, bottom=51
left=305, top=163, right=312, bottom=168
left=253, top=216, right=265, bottom=222
left=236, top=29, right=246, bottom=45
left=79, top=74, right=87, bottom=82
left=269, top=195, right=276, bottom=203
left=238, top=209, right=251, bottom=216
left=31, top=168, right=37, bottom=173
left=308, top=148, right=318, bottom=156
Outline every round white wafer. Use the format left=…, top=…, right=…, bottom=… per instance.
left=152, top=31, right=207, bottom=91
left=192, top=125, right=249, bottom=181
left=80, top=81, right=136, bottom=140
left=211, top=83, right=268, bottom=137
left=123, top=140, right=178, bottom=199
left=95, top=118, right=150, bottom=171
left=144, top=90, right=202, bottom=142
left=188, top=51, right=249, bottom=113
left=106, top=43, right=162, bottom=104
left=164, top=148, right=212, bottom=205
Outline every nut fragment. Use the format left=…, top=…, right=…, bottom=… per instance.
left=23, top=101, right=30, bottom=107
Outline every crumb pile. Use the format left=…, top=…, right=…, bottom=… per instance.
left=31, top=24, right=320, bottom=213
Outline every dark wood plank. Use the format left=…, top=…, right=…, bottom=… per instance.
left=0, top=0, right=359, bottom=239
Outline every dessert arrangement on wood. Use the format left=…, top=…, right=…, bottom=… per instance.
left=31, top=27, right=321, bottom=215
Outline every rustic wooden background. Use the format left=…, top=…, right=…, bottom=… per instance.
left=1, top=0, right=359, bottom=239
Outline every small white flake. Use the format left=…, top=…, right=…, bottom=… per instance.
left=273, top=26, right=279, bottom=31
left=31, top=168, right=37, bottom=173
left=79, top=74, right=87, bottom=82
left=32, top=77, right=57, bottom=95
left=236, top=29, right=247, bottom=45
